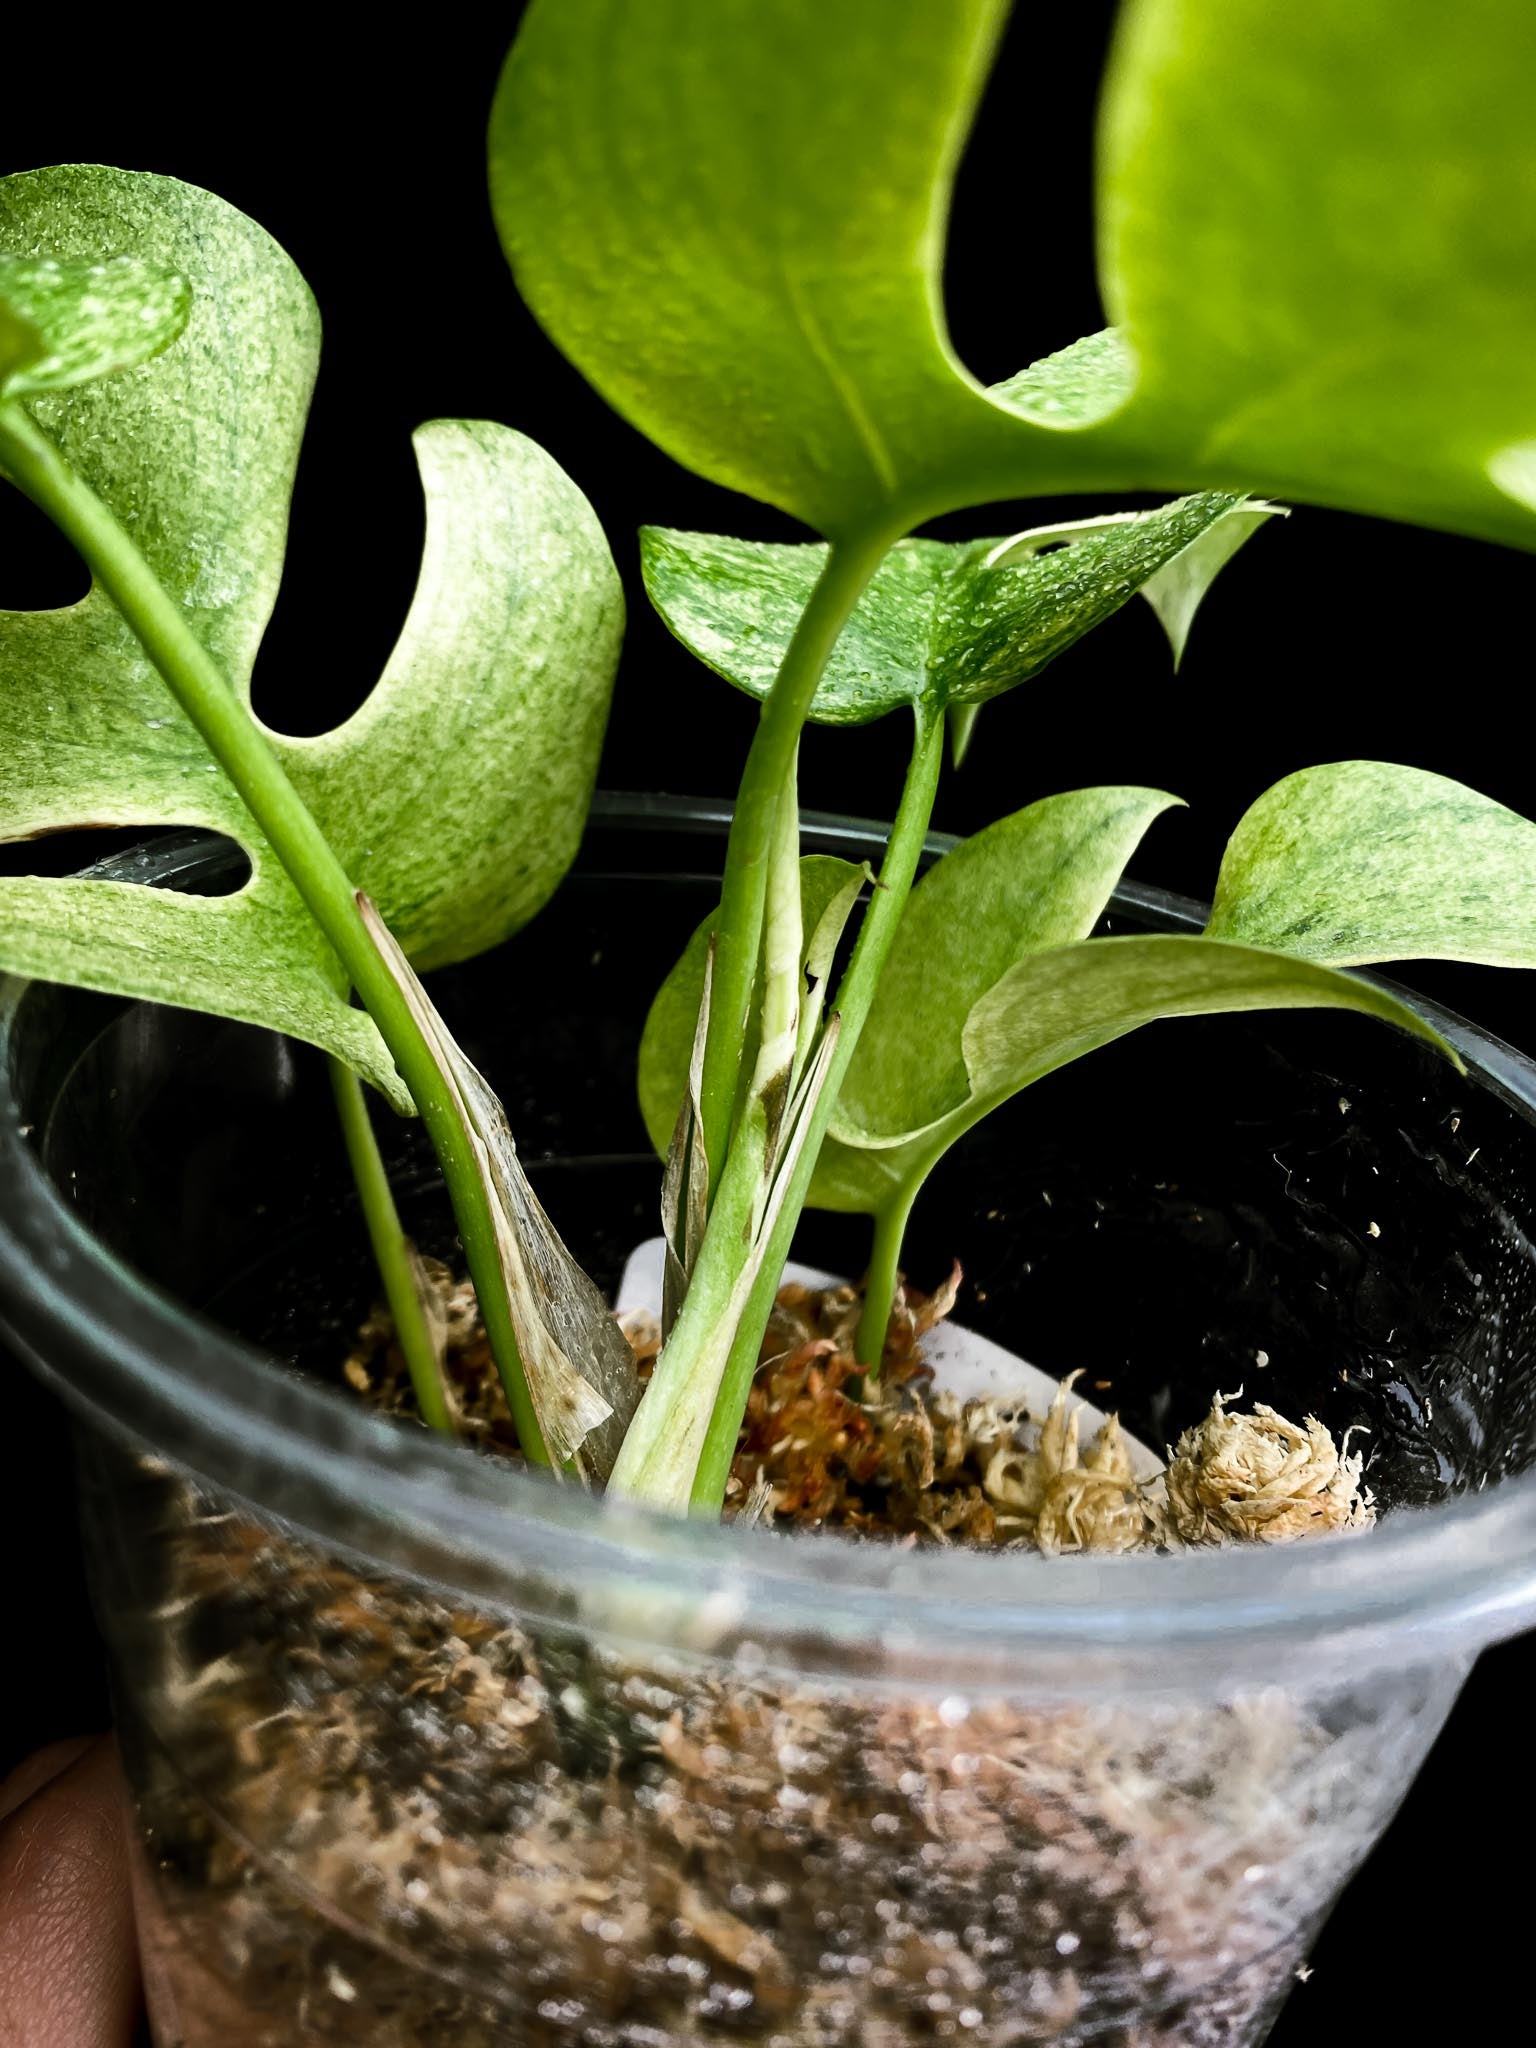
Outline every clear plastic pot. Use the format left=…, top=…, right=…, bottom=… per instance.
left=3, top=797, right=1536, bottom=2047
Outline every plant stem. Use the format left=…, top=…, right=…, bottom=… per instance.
left=855, top=1179, right=921, bottom=1371
left=690, top=704, right=946, bottom=1511
left=699, top=526, right=899, bottom=1190
left=329, top=1057, right=455, bottom=1435
left=0, top=399, right=549, bottom=1465
left=605, top=1102, right=769, bottom=1504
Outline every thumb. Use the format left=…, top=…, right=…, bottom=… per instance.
left=0, top=1736, right=140, bottom=2048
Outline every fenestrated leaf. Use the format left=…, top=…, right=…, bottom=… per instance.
left=491, top=0, right=1019, bottom=538
left=0, top=252, right=191, bottom=399
left=638, top=855, right=864, bottom=1158
left=0, top=168, right=622, bottom=1101
left=1095, top=0, right=1536, bottom=550
left=1207, top=762, right=1536, bottom=967
left=641, top=493, right=1266, bottom=727
left=835, top=788, right=1183, bottom=1144
left=283, top=420, right=623, bottom=973
left=494, top=1, right=1536, bottom=553
left=360, top=898, right=638, bottom=1479
left=817, top=937, right=1455, bottom=1217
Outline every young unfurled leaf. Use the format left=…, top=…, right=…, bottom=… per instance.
left=639, top=856, right=866, bottom=1162
left=641, top=494, right=1268, bottom=727
left=1207, top=763, right=1536, bottom=967
left=0, top=169, right=622, bottom=1101
left=360, top=898, right=638, bottom=1479
left=0, top=252, right=191, bottom=399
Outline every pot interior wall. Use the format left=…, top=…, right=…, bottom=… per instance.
left=19, top=834, right=1536, bottom=1513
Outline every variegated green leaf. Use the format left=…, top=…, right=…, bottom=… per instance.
left=1208, top=762, right=1536, bottom=967
left=0, top=168, right=622, bottom=1101
left=834, top=788, right=1183, bottom=1144
left=0, top=251, right=191, bottom=399
left=640, top=493, right=1269, bottom=726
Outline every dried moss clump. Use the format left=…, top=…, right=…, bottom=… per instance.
left=348, top=1263, right=1376, bottom=1557
left=1163, top=1393, right=1375, bottom=1545
left=983, top=1375, right=1150, bottom=1556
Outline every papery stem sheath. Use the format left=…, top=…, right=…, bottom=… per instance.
left=690, top=704, right=946, bottom=1512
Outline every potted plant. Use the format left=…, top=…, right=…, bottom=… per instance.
left=4, top=1, right=1536, bottom=2042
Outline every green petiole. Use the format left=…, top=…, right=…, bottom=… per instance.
left=854, top=1179, right=924, bottom=1373
left=689, top=701, right=946, bottom=1513
left=328, top=1056, right=455, bottom=1436
left=0, top=397, right=549, bottom=1465
left=698, top=525, right=905, bottom=1191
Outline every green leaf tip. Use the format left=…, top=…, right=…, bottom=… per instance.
left=1209, top=761, right=1536, bottom=970
left=0, top=251, right=191, bottom=399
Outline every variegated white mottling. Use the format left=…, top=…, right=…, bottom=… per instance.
left=0, top=251, right=191, bottom=398
left=1208, top=762, right=1536, bottom=966
left=0, top=168, right=622, bottom=1104
left=641, top=493, right=1262, bottom=727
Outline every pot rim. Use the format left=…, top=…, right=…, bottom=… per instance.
left=5, top=794, right=1536, bottom=1692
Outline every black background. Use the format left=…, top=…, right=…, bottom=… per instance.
left=2, top=5, right=1531, bottom=2040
